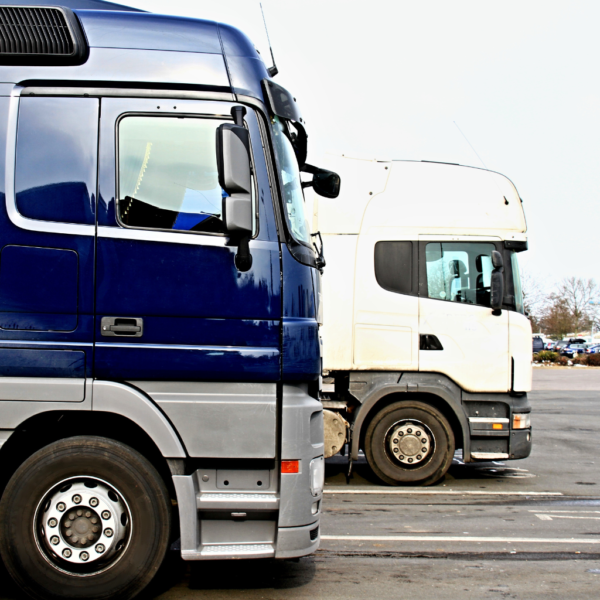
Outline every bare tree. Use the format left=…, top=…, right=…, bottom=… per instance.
left=520, top=269, right=547, bottom=332
left=539, top=277, right=600, bottom=337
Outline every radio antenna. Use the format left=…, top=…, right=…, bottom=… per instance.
left=260, top=3, right=278, bottom=77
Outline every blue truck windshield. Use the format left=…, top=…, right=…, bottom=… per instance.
left=271, top=116, right=311, bottom=245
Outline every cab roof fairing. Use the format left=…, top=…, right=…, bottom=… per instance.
left=0, top=8, right=272, bottom=104
left=75, top=11, right=271, bottom=101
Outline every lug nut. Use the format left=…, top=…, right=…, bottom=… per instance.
left=408, top=458, right=413, bottom=463
left=101, top=511, right=111, bottom=520
left=422, top=447, right=427, bottom=453
left=399, top=455, right=405, bottom=460
left=62, top=548, right=72, bottom=558
left=416, top=431, right=421, bottom=436
left=90, top=497, right=99, bottom=508
left=57, top=502, right=66, bottom=512
left=85, top=511, right=92, bottom=518
left=69, top=512, right=76, bottom=520
left=66, top=529, right=73, bottom=537
left=91, top=517, right=98, bottom=524
left=80, top=551, right=89, bottom=561
left=48, top=518, right=58, bottom=528
left=399, top=431, right=404, bottom=436
left=104, top=528, right=114, bottom=538
left=50, top=536, right=60, bottom=545
left=417, top=455, right=422, bottom=460
left=407, top=428, right=413, bottom=433
left=393, top=448, right=399, bottom=453
left=72, top=495, right=82, bottom=504
left=76, top=510, right=83, bottom=517
left=422, top=438, right=427, bottom=443
left=393, top=438, right=398, bottom=444
left=95, top=544, right=105, bottom=554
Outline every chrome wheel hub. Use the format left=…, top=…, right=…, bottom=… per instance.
left=388, top=420, right=433, bottom=466
left=36, top=478, right=131, bottom=573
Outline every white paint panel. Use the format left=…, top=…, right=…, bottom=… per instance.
left=354, top=323, right=412, bottom=367
left=321, top=235, right=358, bottom=371
left=419, top=297, right=510, bottom=392
left=509, top=311, right=533, bottom=392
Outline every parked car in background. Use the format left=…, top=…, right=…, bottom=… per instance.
left=533, top=336, right=545, bottom=352
left=585, top=344, right=600, bottom=354
left=554, top=340, right=570, bottom=353
left=560, top=343, right=587, bottom=357
left=545, top=341, right=556, bottom=350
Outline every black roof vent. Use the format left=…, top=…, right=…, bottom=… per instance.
left=0, top=5, right=88, bottom=65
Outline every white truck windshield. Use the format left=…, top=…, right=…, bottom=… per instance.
left=271, top=116, right=311, bottom=245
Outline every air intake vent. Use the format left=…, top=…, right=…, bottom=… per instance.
left=0, top=5, right=88, bottom=65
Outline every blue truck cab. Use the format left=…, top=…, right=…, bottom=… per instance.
left=0, top=3, right=339, bottom=599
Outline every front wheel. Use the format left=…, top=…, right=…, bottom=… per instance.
left=0, top=436, right=171, bottom=600
left=364, top=401, right=455, bottom=486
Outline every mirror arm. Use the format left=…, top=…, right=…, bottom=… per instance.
left=301, top=180, right=314, bottom=189
left=234, top=235, right=253, bottom=272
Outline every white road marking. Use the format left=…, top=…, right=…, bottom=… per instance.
left=528, top=510, right=600, bottom=514
left=535, top=514, right=600, bottom=521
left=321, top=535, right=600, bottom=544
left=324, top=489, right=562, bottom=496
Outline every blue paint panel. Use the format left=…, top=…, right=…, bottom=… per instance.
left=96, top=239, right=280, bottom=320
left=95, top=315, right=278, bottom=347
left=0, top=348, right=85, bottom=377
left=95, top=345, right=279, bottom=382
left=77, top=11, right=222, bottom=54
left=281, top=244, right=320, bottom=380
left=282, top=243, right=316, bottom=319
left=0, top=246, right=78, bottom=331
left=16, top=97, right=98, bottom=225
left=282, top=318, right=320, bottom=381
left=0, top=101, right=94, bottom=376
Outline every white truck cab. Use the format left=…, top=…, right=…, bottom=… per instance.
left=315, top=156, right=532, bottom=485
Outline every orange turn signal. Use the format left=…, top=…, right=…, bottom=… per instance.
left=281, top=460, right=299, bottom=474
left=492, top=423, right=503, bottom=430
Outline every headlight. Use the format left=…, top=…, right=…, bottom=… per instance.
left=309, top=456, right=324, bottom=496
left=513, top=413, right=531, bottom=429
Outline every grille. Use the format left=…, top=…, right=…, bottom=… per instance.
left=0, top=5, right=87, bottom=64
left=0, top=7, right=73, bottom=55
left=310, top=525, right=319, bottom=541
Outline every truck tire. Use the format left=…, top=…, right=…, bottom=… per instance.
left=364, top=401, right=455, bottom=486
left=0, top=436, right=171, bottom=600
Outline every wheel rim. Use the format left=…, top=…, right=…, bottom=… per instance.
left=385, top=419, right=435, bottom=468
left=34, top=476, right=132, bottom=576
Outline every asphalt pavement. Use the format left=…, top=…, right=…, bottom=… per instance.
left=1, top=368, right=600, bottom=599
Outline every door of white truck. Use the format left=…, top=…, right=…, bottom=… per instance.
left=418, top=238, right=510, bottom=393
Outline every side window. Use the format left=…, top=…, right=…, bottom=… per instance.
left=118, top=116, right=236, bottom=235
left=374, top=241, right=413, bottom=295
left=15, top=97, right=98, bottom=225
left=425, top=242, right=495, bottom=306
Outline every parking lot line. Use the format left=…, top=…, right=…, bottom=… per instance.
left=321, top=534, right=599, bottom=544
left=324, top=489, right=563, bottom=495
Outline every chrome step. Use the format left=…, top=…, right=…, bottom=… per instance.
left=201, top=543, right=274, bottom=559
left=196, top=492, right=279, bottom=511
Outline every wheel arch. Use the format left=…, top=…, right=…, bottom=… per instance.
left=0, top=409, right=182, bottom=503
left=349, top=372, right=470, bottom=461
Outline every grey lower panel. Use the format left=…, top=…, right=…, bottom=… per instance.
left=0, top=377, right=85, bottom=401
left=132, top=381, right=277, bottom=458
left=279, top=384, right=324, bottom=528
left=0, top=393, right=92, bottom=429
left=275, top=521, right=320, bottom=559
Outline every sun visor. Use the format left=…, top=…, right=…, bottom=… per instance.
left=262, top=79, right=303, bottom=124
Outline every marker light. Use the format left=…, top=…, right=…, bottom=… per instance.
left=513, top=413, right=531, bottom=429
left=492, top=423, right=504, bottom=430
left=310, top=456, right=325, bottom=496
left=281, top=460, right=299, bottom=474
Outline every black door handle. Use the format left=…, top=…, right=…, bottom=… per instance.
left=101, top=317, right=143, bottom=337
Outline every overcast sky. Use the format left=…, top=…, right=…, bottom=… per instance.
left=125, top=0, right=599, bottom=289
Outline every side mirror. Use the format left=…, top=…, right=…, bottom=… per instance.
left=302, top=164, right=341, bottom=199
left=216, top=122, right=252, bottom=234
left=490, top=250, right=504, bottom=313
left=313, top=169, right=341, bottom=199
